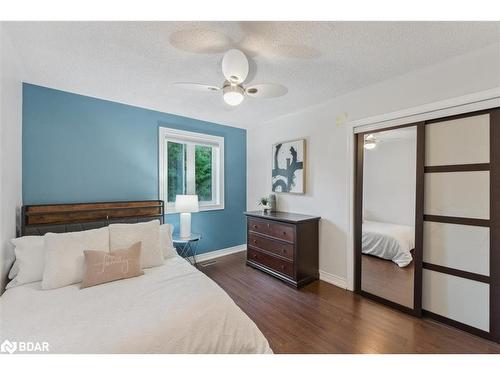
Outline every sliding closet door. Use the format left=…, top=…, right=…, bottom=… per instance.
left=422, top=109, right=499, bottom=342
left=354, top=123, right=424, bottom=317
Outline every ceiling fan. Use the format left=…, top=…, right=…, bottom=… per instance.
left=173, top=49, right=288, bottom=106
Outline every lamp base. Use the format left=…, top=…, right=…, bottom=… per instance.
left=179, top=212, right=191, bottom=238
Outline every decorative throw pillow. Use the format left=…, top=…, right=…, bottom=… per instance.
left=109, top=220, right=163, bottom=268
left=160, top=223, right=177, bottom=258
left=81, top=242, right=144, bottom=289
left=42, top=227, right=110, bottom=290
left=6, top=236, right=45, bottom=289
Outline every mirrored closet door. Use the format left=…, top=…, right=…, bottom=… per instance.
left=355, top=124, right=424, bottom=315
left=355, top=108, right=500, bottom=343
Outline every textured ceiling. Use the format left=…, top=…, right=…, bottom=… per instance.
left=4, top=21, right=500, bottom=129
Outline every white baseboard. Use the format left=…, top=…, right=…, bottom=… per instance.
left=194, top=244, right=247, bottom=263
left=319, top=269, right=347, bottom=289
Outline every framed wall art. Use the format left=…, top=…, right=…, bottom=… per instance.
left=271, top=139, right=305, bottom=194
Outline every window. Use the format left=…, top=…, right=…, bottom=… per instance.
left=159, top=127, right=224, bottom=212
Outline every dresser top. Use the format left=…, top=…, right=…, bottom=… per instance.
left=244, top=211, right=321, bottom=224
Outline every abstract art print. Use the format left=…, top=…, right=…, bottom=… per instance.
left=272, top=139, right=305, bottom=194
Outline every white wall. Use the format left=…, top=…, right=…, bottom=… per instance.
left=363, top=136, right=416, bottom=226
left=247, top=43, right=500, bottom=288
left=0, top=25, right=25, bottom=292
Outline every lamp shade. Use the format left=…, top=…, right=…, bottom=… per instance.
left=175, top=195, right=199, bottom=213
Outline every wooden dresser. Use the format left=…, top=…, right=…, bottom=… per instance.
left=244, top=211, right=321, bottom=288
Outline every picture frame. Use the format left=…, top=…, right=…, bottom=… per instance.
left=271, top=138, right=306, bottom=194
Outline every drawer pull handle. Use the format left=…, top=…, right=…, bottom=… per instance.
left=282, top=249, right=286, bottom=254
left=267, top=223, right=270, bottom=228
left=253, top=240, right=257, bottom=244
left=253, top=225, right=257, bottom=229
left=281, top=265, right=285, bottom=271
left=283, top=231, right=287, bottom=236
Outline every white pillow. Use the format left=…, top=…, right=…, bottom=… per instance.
left=8, top=260, right=20, bottom=279
left=42, top=227, right=110, bottom=290
left=109, top=220, right=163, bottom=268
left=6, top=236, right=45, bottom=289
left=160, top=223, right=177, bottom=258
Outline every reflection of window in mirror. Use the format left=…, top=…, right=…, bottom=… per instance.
left=361, top=126, right=417, bottom=309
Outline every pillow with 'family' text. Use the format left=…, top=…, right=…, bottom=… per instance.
left=81, top=242, right=144, bottom=289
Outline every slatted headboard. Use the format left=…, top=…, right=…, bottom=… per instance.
left=20, top=200, right=164, bottom=236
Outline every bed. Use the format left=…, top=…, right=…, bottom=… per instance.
left=0, top=255, right=271, bottom=354
left=362, top=220, right=415, bottom=267
left=0, top=201, right=272, bottom=354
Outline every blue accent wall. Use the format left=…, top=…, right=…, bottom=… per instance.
left=22, top=84, right=247, bottom=254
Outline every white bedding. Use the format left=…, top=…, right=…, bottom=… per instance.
left=362, top=220, right=415, bottom=267
left=0, top=256, right=272, bottom=354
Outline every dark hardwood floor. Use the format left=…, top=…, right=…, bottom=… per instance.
left=362, top=254, right=414, bottom=308
left=199, top=251, right=500, bottom=354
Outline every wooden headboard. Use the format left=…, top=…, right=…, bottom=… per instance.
left=20, top=200, right=164, bottom=236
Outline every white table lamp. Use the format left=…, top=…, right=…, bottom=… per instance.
left=175, top=195, right=199, bottom=238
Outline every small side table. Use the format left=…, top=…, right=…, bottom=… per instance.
left=173, top=233, right=202, bottom=267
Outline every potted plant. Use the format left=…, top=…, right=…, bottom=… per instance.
left=258, top=197, right=271, bottom=213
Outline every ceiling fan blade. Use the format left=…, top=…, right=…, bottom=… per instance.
left=222, top=49, right=249, bottom=84
left=245, top=83, right=288, bottom=98
left=169, top=28, right=233, bottom=54
left=173, top=82, right=220, bottom=92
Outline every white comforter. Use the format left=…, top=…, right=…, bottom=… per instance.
left=0, top=256, right=272, bottom=354
left=362, top=220, right=415, bottom=267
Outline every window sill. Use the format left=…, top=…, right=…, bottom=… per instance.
left=165, top=204, right=225, bottom=214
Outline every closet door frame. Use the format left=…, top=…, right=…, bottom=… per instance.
left=420, top=107, right=500, bottom=343
left=354, top=122, right=425, bottom=317
left=491, top=108, right=500, bottom=343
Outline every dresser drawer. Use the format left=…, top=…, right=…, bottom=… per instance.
left=247, top=218, right=295, bottom=243
left=247, top=248, right=294, bottom=277
left=248, top=232, right=294, bottom=260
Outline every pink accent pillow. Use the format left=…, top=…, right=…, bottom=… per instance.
left=81, top=242, right=144, bottom=289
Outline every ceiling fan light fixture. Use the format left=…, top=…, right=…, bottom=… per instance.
left=364, top=139, right=377, bottom=150
left=223, top=84, right=244, bottom=106
left=173, top=49, right=287, bottom=105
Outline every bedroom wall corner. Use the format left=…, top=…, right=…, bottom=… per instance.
left=0, top=25, right=25, bottom=293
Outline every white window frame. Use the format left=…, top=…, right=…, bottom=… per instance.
left=159, top=127, right=224, bottom=213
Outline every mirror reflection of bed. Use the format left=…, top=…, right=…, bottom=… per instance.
left=361, top=126, right=417, bottom=309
